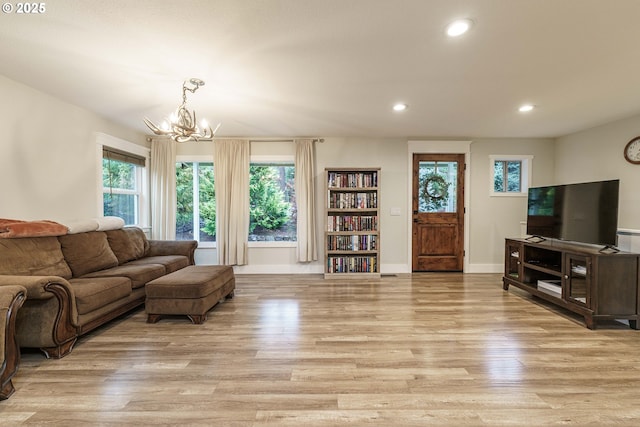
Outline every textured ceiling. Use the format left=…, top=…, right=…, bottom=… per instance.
left=2, top=0, right=640, bottom=139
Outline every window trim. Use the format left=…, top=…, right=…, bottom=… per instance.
left=249, top=155, right=296, bottom=248
left=489, top=154, right=533, bottom=197
left=96, top=133, right=150, bottom=227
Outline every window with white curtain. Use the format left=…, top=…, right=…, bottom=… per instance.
left=174, top=155, right=297, bottom=247
left=249, top=161, right=296, bottom=243
left=175, top=161, right=216, bottom=244
left=102, top=147, right=146, bottom=226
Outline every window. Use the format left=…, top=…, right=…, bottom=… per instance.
left=490, top=155, right=533, bottom=197
left=249, top=162, right=296, bottom=242
left=418, top=160, right=458, bottom=213
left=175, top=162, right=216, bottom=243
left=494, top=160, right=522, bottom=192
left=174, top=158, right=297, bottom=245
left=102, top=147, right=146, bottom=225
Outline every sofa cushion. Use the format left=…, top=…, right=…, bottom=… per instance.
left=58, top=232, right=119, bottom=277
left=69, top=277, right=132, bottom=315
left=80, top=263, right=166, bottom=289
left=0, top=237, right=72, bottom=279
left=106, top=228, right=148, bottom=264
left=125, top=255, right=189, bottom=274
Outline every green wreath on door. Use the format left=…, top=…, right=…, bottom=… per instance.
left=421, top=173, right=451, bottom=211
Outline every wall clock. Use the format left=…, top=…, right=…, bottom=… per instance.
left=624, top=136, right=640, bottom=164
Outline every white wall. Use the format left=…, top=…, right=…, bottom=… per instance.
left=317, top=137, right=409, bottom=273
left=554, top=113, right=640, bottom=230
left=0, top=75, right=146, bottom=222
left=2, top=73, right=582, bottom=273
left=468, top=138, right=555, bottom=271
left=178, top=136, right=556, bottom=273
left=179, top=137, right=409, bottom=273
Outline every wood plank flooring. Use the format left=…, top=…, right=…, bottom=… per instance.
left=3, top=273, right=640, bottom=426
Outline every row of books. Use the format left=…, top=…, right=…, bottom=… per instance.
left=537, top=279, right=561, bottom=295
left=327, top=171, right=378, bottom=188
left=327, top=256, right=378, bottom=273
left=327, top=235, right=377, bottom=251
left=328, top=192, right=377, bottom=209
left=327, top=215, right=378, bottom=232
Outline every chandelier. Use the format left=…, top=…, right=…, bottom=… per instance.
left=144, top=78, right=220, bottom=143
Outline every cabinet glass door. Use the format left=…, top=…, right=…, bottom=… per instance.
left=565, top=254, right=590, bottom=306
left=505, top=241, right=522, bottom=280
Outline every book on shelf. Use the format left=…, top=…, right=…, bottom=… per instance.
left=328, top=192, right=377, bottom=209
left=327, top=234, right=377, bottom=251
left=327, top=215, right=378, bottom=232
left=537, top=279, right=561, bottom=295
left=327, top=255, right=378, bottom=273
left=327, top=171, right=378, bottom=188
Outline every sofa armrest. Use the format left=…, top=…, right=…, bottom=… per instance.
left=0, top=285, right=26, bottom=400
left=0, top=275, right=69, bottom=300
left=0, top=276, right=78, bottom=358
left=147, top=240, right=198, bottom=265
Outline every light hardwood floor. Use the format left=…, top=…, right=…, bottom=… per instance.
left=2, top=273, right=640, bottom=426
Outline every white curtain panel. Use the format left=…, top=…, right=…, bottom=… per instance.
left=150, top=138, right=177, bottom=239
left=294, top=139, right=318, bottom=262
left=214, top=139, right=249, bottom=265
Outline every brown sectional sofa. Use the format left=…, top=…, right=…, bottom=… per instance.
left=0, top=227, right=197, bottom=358
left=0, top=285, right=26, bottom=400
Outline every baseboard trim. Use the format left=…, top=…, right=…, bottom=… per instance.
left=193, top=262, right=501, bottom=275
left=466, top=263, right=503, bottom=273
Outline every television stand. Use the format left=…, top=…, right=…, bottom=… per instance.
left=599, top=245, right=620, bottom=254
left=503, top=238, right=640, bottom=329
left=525, top=235, right=546, bottom=243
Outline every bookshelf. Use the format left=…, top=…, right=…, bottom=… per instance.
left=324, top=167, right=380, bottom=279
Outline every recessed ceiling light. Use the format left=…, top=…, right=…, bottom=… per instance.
left=518, top=104, right=535, bottom=113
left=446, top=19, right=473, bottom=37
left=393, top=103, right=408, bottom=112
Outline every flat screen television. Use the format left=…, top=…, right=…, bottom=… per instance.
left=526, top=179, right=619, bottom=246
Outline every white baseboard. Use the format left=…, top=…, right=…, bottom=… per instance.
left=194, top=247, right=501, bottom=275
left=466, top=263, right=503, bottom=274
left=381, top=264, right=411, bottom=274
left=231, top=264, right=324, bottom=275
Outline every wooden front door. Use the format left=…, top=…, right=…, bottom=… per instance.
left=412, top=153, right=465, bottom=271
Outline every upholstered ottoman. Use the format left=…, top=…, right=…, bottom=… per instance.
left=145, top=265, right=235, bottom=324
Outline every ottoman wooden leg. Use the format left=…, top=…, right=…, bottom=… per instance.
left=147, top=314, right=161, bottom=324
left=187, top=314, right=207, bottom=324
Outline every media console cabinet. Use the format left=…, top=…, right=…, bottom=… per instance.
left=503, top=238, right=640, bottom=329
